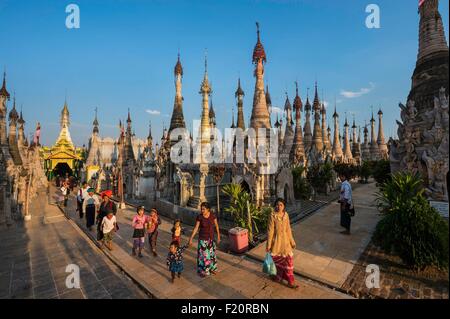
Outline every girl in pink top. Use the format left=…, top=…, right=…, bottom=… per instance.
left=132, top=206, right=147, bottom=258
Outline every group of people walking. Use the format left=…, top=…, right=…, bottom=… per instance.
left=75, top=183, right=117, bottom=250
left=62, top=171, right=353, bottom=288
left=130, top=202, right=220, bottom=282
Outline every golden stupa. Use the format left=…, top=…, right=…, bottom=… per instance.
left=42, top=100, right=84, bottom=179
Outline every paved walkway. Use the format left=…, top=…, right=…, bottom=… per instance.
left=63, top=188, right=351, bottom=299
left=0, top=189, right=148, bottom=299
left=248, top=182, right=380, bottom=289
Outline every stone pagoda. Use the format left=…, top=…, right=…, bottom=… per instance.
left=391, top=0, right=449, bottom=201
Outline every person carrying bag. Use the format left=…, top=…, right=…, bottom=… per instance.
left=262, top=253, right=277, bottom=276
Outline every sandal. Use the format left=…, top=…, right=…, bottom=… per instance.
left=288, top=283, right=300, bottom=289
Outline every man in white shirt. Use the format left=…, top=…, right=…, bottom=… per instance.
left=83, top=188, right=100, bottom=231
left=77, top=182, right=89, bottom=219
left=338, top=172, right=353, bottom=235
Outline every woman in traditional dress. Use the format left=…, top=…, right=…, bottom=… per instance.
left=188, top=202, right=221, bottom=277
left=266, top=198, right=299, bottom=289
left=82, top=188, right=100, bottom=231
left=97, top=190, right=117, bottom=241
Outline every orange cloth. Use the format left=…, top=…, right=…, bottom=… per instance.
left=101, top=190, right=113, bottom=198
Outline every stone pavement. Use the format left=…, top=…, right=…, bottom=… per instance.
left=63, top=188, right=351, bottom=299
left=248, top=182, right=380, bottom=289
left=0, top=188, right=148, bottom=299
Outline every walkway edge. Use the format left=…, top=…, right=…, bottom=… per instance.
left=244, top=251, right=352, bottom=296
left=56, top=204, right=160, bottom=299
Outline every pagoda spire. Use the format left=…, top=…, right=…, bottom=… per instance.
left=209, top=96, right=216, bottom=128
left=265, top=84, right=272, bottom=126
left=199, top=52, right=212, bottom=150
left=312, top=82, right=323, bottom=152
left=343, top=114, right=353, bottom=162
left=0, top=70, right=9, bottom=145
left=61, top=98, right=70, bottom=129
left=231, top=105, right=236, bottom=129
left=169, top=53, right=186, bottom=134
left=124, top=108, right=135, bottom=162
left=290, top=81, right=305, bottom=165
left=148, top=121, right=153, bottom=141
left=361, top=120, right=370, bottom=161
left=351, top=114, right=361, bottom=163
left=249, top=22, right=271, bottom=131
left=147, top=121, right=153, bottom=157
left=17, top=104, right=26, bottom=148
left=321, top=92, right=331, bottom=155
left=6, top=93, right=22, bottom=165
left=408, top=0, right=449, bottom=113
left=331, top=98, right=343, bottom=162
left=282, top=93, right=294, bottom=159
left=9, top=92, right=19, bottom=124
left=417, top=0, right=448, bottom=63
left=86, top=107, right=102, bottom=167
left=303, top=87, right=312, bottom=151
left=93, top=107, right=99, bottom=134
left=377, top=108, right=388, bottom=159
left=235, top=78, right=245, bottom=130
left=369, top=107, right=380, bottom=160
left=0, top=71, right=10, bottom=99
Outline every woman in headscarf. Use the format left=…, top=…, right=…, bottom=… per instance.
left=83, top=188, right=100, bottom=231
left=97, top=190, right=117, bottom=241
left=188, top=202, right=221, bottom=277
left=266, top=198, right=299, bottom=289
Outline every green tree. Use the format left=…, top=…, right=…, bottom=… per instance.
left=372, top=159, right=391, bottom=185
left=307, top=163, right=334, bottom=195
left=292, top=166, right=312, bottom=200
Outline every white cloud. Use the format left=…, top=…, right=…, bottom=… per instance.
left=146, top=109, right=161, bottom=115
left=340, top=83, right=375, bottom=99
left=270, top=106, right=284, bottom=115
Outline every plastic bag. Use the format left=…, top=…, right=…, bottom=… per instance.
left=262, top=253, right=277, bottom=276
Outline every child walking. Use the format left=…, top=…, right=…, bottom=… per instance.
left=166, top=241, right=189, bottom=283
left=171, top=219, right=184, bottom=246
left=101, top=211, right=117, bottom=251
left=146, top=208, right=161, bottom=257
left=132, top=206, right=147, bottom=258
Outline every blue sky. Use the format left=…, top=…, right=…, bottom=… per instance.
left=0, top=0, right=448, bottom=146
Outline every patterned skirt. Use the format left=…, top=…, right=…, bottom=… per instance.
left=197, top=239, right=217, bottom=276
left=272, top=255, right=295, bottom=285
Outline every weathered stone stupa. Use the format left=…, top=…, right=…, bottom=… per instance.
left=391, top=0, right=449, bottom=202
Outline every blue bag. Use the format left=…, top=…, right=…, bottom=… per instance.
left=262, top=253, right=277, bottom=276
